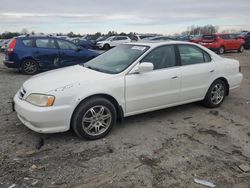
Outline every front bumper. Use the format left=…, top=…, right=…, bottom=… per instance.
left=14, top=93, right=73, bottom=133
left=96, top=43, right=104, bottom=49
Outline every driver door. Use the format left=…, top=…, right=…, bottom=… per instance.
left=56, top=39, right=85, bottom=67
left=125, top=45, right=181, bottom=115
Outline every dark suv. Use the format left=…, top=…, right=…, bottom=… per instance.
left=3, top=36, right=99, bottom=74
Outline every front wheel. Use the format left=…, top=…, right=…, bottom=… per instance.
left=202, top=79, right=226, bottom=108
left=103, top=44, right=110, bottom=50
left=72, top=97, right=117, bottom=140
left=21, top=59, right=39, bottom=75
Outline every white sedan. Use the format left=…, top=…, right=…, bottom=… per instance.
left=14, top=41, right=243, bottom=140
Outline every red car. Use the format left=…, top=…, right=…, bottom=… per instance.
left=199, top=34, right=245, bottom=54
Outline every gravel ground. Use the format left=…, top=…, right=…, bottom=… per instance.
left=0, top=50, right=250, bottom=188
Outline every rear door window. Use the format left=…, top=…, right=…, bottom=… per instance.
left=178, top=45, right=211, bottom=65
left=229, top=34, right=237, bottom=39
left=35, top=39, right=57, bottom=49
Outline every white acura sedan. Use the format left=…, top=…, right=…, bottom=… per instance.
left=14, top=41, right=243, bottom=140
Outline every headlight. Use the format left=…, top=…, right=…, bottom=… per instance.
left=25, top=94, right=55, bottom=107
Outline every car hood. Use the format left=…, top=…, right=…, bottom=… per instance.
left=97, top=41, right=108, bottom=44
left=23, top=65, right=113, bottom=94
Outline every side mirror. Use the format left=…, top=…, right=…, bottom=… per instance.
left=138, top=62, right=154, bottom=73
left=130, top=62, right=154, bottom=74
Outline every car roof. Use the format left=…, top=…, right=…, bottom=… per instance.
left=128, top=40, right=196, bottom=47
left=16, top=35, right=58, bottom=39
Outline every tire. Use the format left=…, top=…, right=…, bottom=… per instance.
left=218, top=46, right=225, bottom=55
left=21, top=59, right=39, bottom=75
left=103, top=44, right=110, bottom=50
left=202, top=79, right=227, bottom=108
left=238, top=45, right=244, bottom=53
left=72, top=97, right=117, bottom=140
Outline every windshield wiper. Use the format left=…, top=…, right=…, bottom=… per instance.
left=85, top=65, right=98, bottom=71
left=85, top=65, right=108, bottom=73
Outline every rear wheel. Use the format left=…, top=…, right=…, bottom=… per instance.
left=72, top=97, right=117, bottom=140
left=103, top=44, right=110, bottom=50
left=218, top=46, right=225, bottom=54
left=202, top=79, right=226, bottom=108
left=21, top=59, right=39, bottom=75
left=238, top=45, right=244, bottom=53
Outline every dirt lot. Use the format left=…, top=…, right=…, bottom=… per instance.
left=0, top=51, right=250, bottom=188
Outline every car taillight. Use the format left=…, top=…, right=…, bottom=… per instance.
left=7, top=39, right=16, bottom=55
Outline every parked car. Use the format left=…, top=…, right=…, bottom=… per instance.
left=13, top=41, right=242, bottom=140
left=1, top=39, right=11, bottom=52
left=189, top=35, right=202, bottom=43
left=70, top=38, right=95, bottom=49
left=244, top=34, right=250, bottom=49
left=175, top=35, right=191, bottom=41
left=238, top=31, right=249, bottom=39
left=199, top=34, right=245, bottom=54
left=132, top=34, right=157, bottom=41
left=3, top=36, right=99, bottom=74
left=96, top=36, right=131, bottom=50
left=146, top=36, right=176, bottom=41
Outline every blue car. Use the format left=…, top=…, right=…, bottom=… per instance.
left=3, top=36, right=99, bottom=74
left=71, top=38, right=95, bottom=49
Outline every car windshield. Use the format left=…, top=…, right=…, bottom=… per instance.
left=106, top=37, right=114, bottom=41
left=84, top=44, right=149, bottom=74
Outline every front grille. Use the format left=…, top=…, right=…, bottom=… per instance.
left=19, top=87, right=26, bottom=99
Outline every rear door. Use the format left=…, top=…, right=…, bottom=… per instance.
left=229, top=34, right=240, bottom=49
left=220, top=34, right=232, bottom=50
left=178, top=44, right=216, bottom=102
left=56, top=39, right=87, bottom=67
left=34, top=38, right=59, bottom=68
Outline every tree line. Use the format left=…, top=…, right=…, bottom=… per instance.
left=0, top=25, right=245, bottom=40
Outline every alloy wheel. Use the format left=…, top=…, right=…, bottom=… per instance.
left=82, top=105, right=112, bottom=136
left=210, top=83, right=225, bottom=105
left=23, top=61, right=38, bottom=74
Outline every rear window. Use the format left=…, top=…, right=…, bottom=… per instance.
left=202, top=35, right=215, bottom=40
left=22, top=39, right=33, bottom=47
left=219, top=35, right=230, bottom=40
left=35, top=39, right=57, bottom=49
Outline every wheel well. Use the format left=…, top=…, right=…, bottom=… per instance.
left=216, top=77, right=229, bottom=96
left=70, top=94, right=124, bottom=128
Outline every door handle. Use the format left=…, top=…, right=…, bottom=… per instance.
left=171, top=76, right=178, bottom=79
left=210, top=70, right=215, bottom=73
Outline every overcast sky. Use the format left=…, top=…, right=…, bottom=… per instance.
left=0, top=0, right=250, bottom=34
